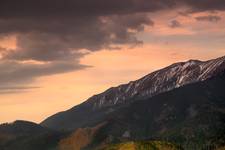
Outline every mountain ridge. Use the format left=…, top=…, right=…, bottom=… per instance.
left=41, top=55, right=225, bottom=131
left=59, top=70, right=225, bottom=150
left=0, top=55, right=225, bottom=150
left=1, top=69, right=225, bottom=150
left=75, top=55, right=225, bottom=109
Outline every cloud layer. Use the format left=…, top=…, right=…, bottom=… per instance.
left=0, top=0, right=225, bottom=92
left=195, top=15, right=221, bottom=22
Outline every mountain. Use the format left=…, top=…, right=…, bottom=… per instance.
left=41, top=56, right=225, bottom=130
left=1, top=65, right=225, bottom=149
left=65, top=70, right=225, bottom=150
left=0, top=120, right=63, bottom=150
left=0, top=56, right=225, bottom=150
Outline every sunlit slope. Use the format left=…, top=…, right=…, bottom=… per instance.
left=102, top=141, right=181, bottom=150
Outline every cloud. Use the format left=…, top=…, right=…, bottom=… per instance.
left=0, top=13, right=153, bottom=91
left=195, top=15, right=221, bottom=22
left=0, top=86, right=40, bottom=94
left=0, top=0, right=176, bottom=18
left=0, top=58, right=89, bottom=94
left=168, top=20, right=182, bottom=28
left=0, top=0, right=225, bottom=92
left=1, top=0, right=224, bottom=57
left=0, top=1, right=160, bottom=91
left=179, top=0, right=225, bottom=12
left=2, top=13, right=154, bottom=61
left=0, top=47, right=89, bottom=94
left=0, top=59, right=89, bottom=84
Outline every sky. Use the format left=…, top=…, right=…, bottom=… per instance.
left=0, top=0, right=225, bottom=123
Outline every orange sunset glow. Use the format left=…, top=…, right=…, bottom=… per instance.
left=1, top=1, right=225, bottom=150
left=0, top=2, right=225, bottom=124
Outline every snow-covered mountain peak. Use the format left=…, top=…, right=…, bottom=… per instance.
left=187, top=59, right=202, bottom=64
left=86, top=56, right=225, bottom=109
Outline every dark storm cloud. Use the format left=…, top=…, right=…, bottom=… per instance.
left=195, top=15, right=222, bottom=23
left=0, top=0, right=225, bottom=92
left=0, top=0, right=162, bottom=91
left=0, top=0, right=223, bottom=18
left=1, top=0, right=224, bottom=62
left=168, top=20, right=182, bottom=28
left=3, top=33, right=89, bottom=61
left=0, top=0, right=176, bottom=18
left=173, top=0, right=225, bottom=16
left=180, top=0, right=225, bottom=12
left=1, top=14, right=153, bottom=62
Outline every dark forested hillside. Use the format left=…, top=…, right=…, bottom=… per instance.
left=82, top=72, right=225, bottom=149
left=0, top=120, right=63, bottom=150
